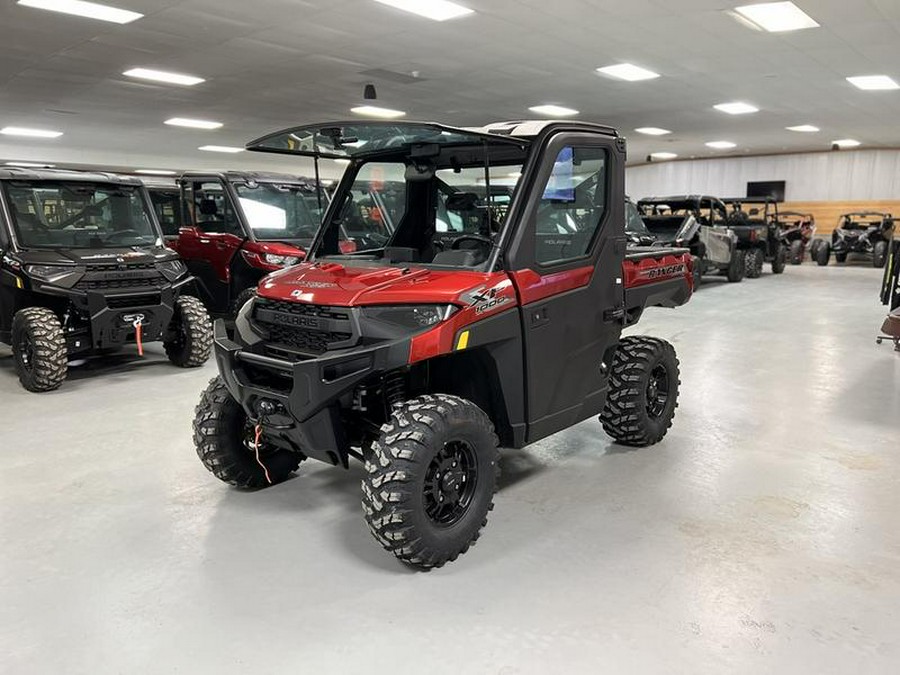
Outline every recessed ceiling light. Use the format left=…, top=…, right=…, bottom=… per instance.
left=706, top=141, right=737, bottom=149
left=786, top=124, right=820, bottom=132
left=714, top=102, right=759, bottom=115
left=833, top=139, right=861, bottom=148
left=135, top=169, right=177, bottom=175
left=0, top=126, right=63, bottom=138
left=198, top=145, right=243, bottom=153
left=650, top=152, right=678, bottom=160
left=123, top=68, right=205, bottom=87
left=635, top=127, right=671, bottom=136
left=597, top=63, right=660, bottom=81
left=350, top=105, right=407, bottom=119
left=732, top=2, right=819, bottom=32
left=17, top=0, right=143, bottom=24
left=372, top=0, right=473, bottom=21
left=529, top=105, right=579, bottom=117
left=164, top=117, right=223, bottom=130
left=5, top=161, right=56, bottom=168
left=846, top=75, right=900, bottom=91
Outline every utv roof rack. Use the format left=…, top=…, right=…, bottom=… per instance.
left=179, top=170, right=320, bottom=186
left=0, top=167, right=143, bottom=185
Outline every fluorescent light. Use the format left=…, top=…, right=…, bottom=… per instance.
left=786, top=124, right=819, bottom=132
left=350, top=105, right=406, bottom=119
left=714, top=102, right=759, bottom=115
left=372, top=0, right=473, bottom=21
left=198, top=145, right=243, bottom=153
left=0, top=126, right=63, bottom=138
left=650, top=152, right=678, bottom=160
left=164, top=117, right=223, bottom=130
left=635, top=127, right=671, bottom=136
left=5, top=161, right=55, bottom=167
left=733, top=2, right=819, bottom=32
left=846, top=75, right=900, bottom=91
left=706, top=141, right=737, bottom=149
left=833, top=139, right=861, bottom=148
left=529, top=104, right=579, bottom=117
left=17, top=0, right=142, bottom=24
left=135, top=169, right=177, bottom=176
left=123, top=68, right=205, bottom=87
left=597, top=63, right=660, bottom=81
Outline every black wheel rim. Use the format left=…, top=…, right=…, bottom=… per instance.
left=646, top=363, right=670, bottom=418
left=16, top=331, right=34, bottom=373
left=423, top=440, right=478, bottom=526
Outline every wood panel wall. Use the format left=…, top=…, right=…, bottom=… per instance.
left=780, top=201, right=900, bottom=237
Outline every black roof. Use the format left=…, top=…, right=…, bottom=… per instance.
left=0, top=167, right=143, bottom=185
left=179, top=170, right=318, bottom=186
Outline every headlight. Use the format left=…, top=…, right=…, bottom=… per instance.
left=156, top=259, right=187, bottom=281
left=361, top=304, right=458, bottom=330
left=26, top=264, right=75, bottom=284
left=263, top=254, right=301, bottom=267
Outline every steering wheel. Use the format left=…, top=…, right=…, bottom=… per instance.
left=450, top=234, right=494, bottom=250
left=105, top=229, right=142, bottom=243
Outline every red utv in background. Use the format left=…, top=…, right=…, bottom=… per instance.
left=777, top=210, right=816, bottom=264
left=163, top=171, right=330, bottom=316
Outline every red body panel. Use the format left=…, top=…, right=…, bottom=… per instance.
left=241, top=240, right=307, bottom=273
left=509, top=266, right=595, bottom=305
left=622, top=252, right=693, bottom=292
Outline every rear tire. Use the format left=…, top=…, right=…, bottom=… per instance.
left=745, top=249, right=764, bottom=278
left=816, top=241, right=831, bottom=266
left=164, top=295, right=213, bottom=367
left=874, top=240, right=888, bottom=268
left=726, top=250, right=745, bottom=282
left=601, top=336, right=680, bottom=447
left=835, top=252, right=847, bottom=264
left=362, top=394, right=500, bottom=570
left=771, top=244, right=787, bottom=274
left=192, top=376, right=303, bottom=488
left=11, top=307, right=68, bottom=392
left=231, top=287, right=257, bottom=318
left=789, top=240, right=804, bottom=265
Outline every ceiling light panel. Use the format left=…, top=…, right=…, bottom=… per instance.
left=135, top=169, right=177, bottom=175
left=6, top=161, right=56, bottom=167
left=635, top=127, right=671, bottom=136
left=714, top=102, right=759, bottom=115
left=597, top=63, right=660, bottom=81
left=123, top=68, right=205, bottom=86
left=17, top=0, right=143, bottom=24
left=198, top=145, right=243, bottom=153
left=650, top=152, right=678, bottom=160
left=733, top=2, right=819, bottom=32
left=833, top=139, right=861, bottom=148
left=351, top=105, right=407, bottom=119
left=164, top=118, right=223, bottom=130
left=529, top=105, right=579, bottom=117
left=786, top=125, right=819, bottom=132
left=706, top=141, right=737, bottom=149
left=0, top=126, right=63, bottom=138
left=372, top=0, right=473, bottom=21
left=846, top=75, right=900, bottom=91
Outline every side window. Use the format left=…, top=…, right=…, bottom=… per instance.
left=192, top=181, right=241, bottom=235
left=534, top=146, right=608, bottom=265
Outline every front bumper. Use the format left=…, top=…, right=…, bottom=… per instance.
left=213, top=320, right=411, bottom=467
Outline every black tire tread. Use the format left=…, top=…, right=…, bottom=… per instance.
left=165, top=295, right=213, bottom=368
left=12, top=307, right=68, bottom=392
left=231, top=287, right=257, bottom=319
left=789, top=240, right=804, bottom=265
left=362, top=394, right=499, bottom=570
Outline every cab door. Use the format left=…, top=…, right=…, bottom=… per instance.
left=507, top=133, right=626, bottom=443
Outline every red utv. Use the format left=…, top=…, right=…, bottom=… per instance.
left=777, top=210, right=816, bottom=264
left=163, top=171, right=330, bottom=316
left=192, top=120, right=694, bottom=570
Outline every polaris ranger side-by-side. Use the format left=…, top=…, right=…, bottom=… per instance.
left=164, top=172, right=331, bottom=316
left=636, top=195, right=744, bottom=286
left=723, top=197, right=787, bottom=278
left=0, top=168, right=212, bottom=392
left=192, top=120, right=693, bottom=570
left=816, top=212, right=894, bottom=268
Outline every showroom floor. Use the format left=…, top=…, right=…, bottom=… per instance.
left=1, top=265, right=897, bottom=674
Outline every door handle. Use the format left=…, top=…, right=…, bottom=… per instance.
left=529, top=307, right=550, bottom=328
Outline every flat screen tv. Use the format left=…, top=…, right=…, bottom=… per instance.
left=747, top=180, right=786, bottom=202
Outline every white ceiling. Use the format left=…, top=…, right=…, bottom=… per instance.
left=1, top=0, right=900, bottom=174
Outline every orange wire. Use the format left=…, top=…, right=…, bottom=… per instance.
left=135, top=322, right=144, bottom=357
left=254, top=424, right=273, bottom=484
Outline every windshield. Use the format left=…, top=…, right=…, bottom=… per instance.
left=233, top=182, right=324, bottom=242
left=625, top=200, right=651, bottom=236
left=5, top=181, right=159, bottom=249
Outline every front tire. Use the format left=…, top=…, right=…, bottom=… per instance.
left=816, top=241, right=831, bottom=266
left=874, top=240, right=888, bottom=268
left=362, top=394, right=500, bottom=570
left=789, top=240, right=804, bottom=265
left=231, top=287, right=258, bottom=319
left=771, top=244, right=787, bottom=274
left=192, top=377, right=303, bottom=488
left=11, top=307, right=68, bottom=392
left=726, top=250, right=745, bottom=282
left=164, top=295, right=213, bottom=367
left=745, top=249, right=764, bottom=278
left=601, top=336, right=680, bottom=447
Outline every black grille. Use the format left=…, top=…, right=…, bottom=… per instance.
left=77, top=264, right=164, bottom=291
left=107, top=294, right=161, bottom=309
left=254, top=298, right=352, bottom=355
left=78, top=277, right=163, bottom=290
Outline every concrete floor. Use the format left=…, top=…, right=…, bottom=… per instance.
left=1, top=264, right=898, bottom=674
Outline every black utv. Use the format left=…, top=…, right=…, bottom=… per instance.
left=636, top=195, right=744, bottom=286
left=0, top=168, right=212, bottom=392
left=816, top=212, right=894, bottom=268
left=723, top=197, right=787, bottom=278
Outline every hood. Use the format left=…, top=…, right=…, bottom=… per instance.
left=257, top=261, right=499, bottom=306
left=15, top=246, right=175, bottom=267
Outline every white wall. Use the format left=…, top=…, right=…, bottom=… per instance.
left=626, top=150, right=900, bottom=202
